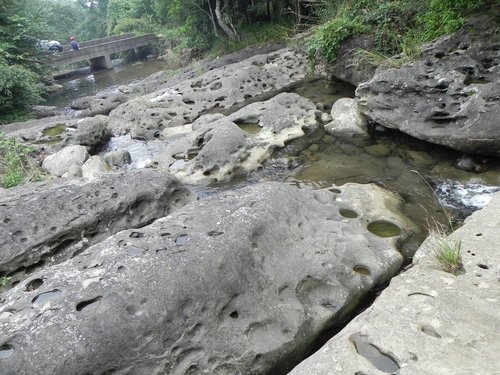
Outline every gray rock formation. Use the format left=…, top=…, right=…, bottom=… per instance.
left=42, top=145, right=89, bottom=176
left=153, top=93, right=320, bottom=185
left=104, top=150, right=132, bottom=168
left=0, top=182, right=411, bottom=375
left=72, top=90, right=129, bottom=118
left=356, top=14, right=500, bottom=156
left=31, top=105, right=62, bottom=119
left=2, top=115, right=111, bottom=154
left=324, top=98, right=368, bottom=139
left=106, top=48, right=308, bottom=140
left=0, top=169, right=194, bottom=277
left=289, top=190, right=500, bottom=375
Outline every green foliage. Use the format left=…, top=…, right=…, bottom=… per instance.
left=433, top=236, right=464, bottom=274
left=417, top=0, right=484, bottom=42
left=307, top=16, right=365, bottom=63
left=307, top=0, right=485, bottom=65
left=0, top=276, right=10, bottom=286
left=0, top=132, right=44, bottom=188
left=0, top=60, right=44, bottom=117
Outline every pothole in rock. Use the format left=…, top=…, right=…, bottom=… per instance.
left=25, top=278, right=44, bottom=291
left=234, top=121, right=261, bottom=134
left=367, top=220, right=402, bottom=238
left=31, top=289, right=63, bottom=305
left=339, top=208, right=358, bottom=219
left=0, top=345, right=14, bottom=360
left=76, top=296, right=102, bottom=312
left=350, top=333, right=400, bottom=373
left=353, top=265, right=371, bottom=276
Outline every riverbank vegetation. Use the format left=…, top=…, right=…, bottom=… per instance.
left=0, top=132, right=44, bottom=188
left=0, top=0, right=491, bottom=123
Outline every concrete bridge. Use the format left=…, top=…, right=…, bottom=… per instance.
left=50, top=33, right=158, bottom=71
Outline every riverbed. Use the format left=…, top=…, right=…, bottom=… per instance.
left=48, top=59, right=500, bottom=257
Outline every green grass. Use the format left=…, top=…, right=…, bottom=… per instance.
left=432, top=236, right=464, bottom=274
left=306, top=0, right=485, bottom=65
left=0, top=132, right=45, bottom=188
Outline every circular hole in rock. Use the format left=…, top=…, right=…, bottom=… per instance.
left=478, top=264, right=489, bottom=270
left=126, top=304, right=141, bottom=316
left=339, top=209, right=358, bottom=219
left=329, top=188, right=341, bottom=193
left=353, top=265, right=371, bottom=276
left=25, top=278, right=43, bottom=292
left=0, top=345, right=14, bottom=360
left=229, top=311, right=239, bottom=319
left=367, top=220, right=402, bottom=238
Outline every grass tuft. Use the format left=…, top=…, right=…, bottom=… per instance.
left=431, top=225, right=464, bottom=275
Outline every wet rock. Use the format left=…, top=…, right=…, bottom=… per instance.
left=106, top=48, right=308, bottom=139
left=456, top=154, right=476, bottom=171
left=289, top=191, right=500, bottom=375
left=325, top=98, right=368, bottom=138
left=103, top=150, right=132, bottom=168
left=356, top=15, right=500, bottom=156
left=364, top=144, right=391, bottom=157
left=42, top=145, right=89, bottom=176
left=0, top=182, right=407, bottom=375
left=0, top=169, right=194, bottom=277
left=153, top=93, right=319, bottom=185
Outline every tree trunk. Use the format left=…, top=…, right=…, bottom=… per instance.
left=207, top=1, right=220, bottom=37
left=215, top=0, right=239, bottom=41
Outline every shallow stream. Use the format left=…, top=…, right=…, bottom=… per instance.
left=49, top=62, right=500, bottom=257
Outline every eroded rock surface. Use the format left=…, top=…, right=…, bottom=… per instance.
left=0, top=182, right=410, bottom=375
left=153, top=93, right=320, bottom=184
left=0, top=169, right=194, bottom=277
left=106, top=48, right=308, bottom=140
left=289, top=191, right=500, bottom=375
left=356, top=14, right=500, bottom=155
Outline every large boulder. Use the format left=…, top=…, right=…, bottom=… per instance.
left=0, top=169, right=194, bottom=277
left=42, top=145, right=89, bottom=176
left=356, top=14, right=500, bottom=156
left=324, top=98, right=368, bottom=139
left=106, top=48, right=308, bottom=140
left=289, top=190, right=500, bottom=375
left=0, top=182, right=411, bottom=375
left=153, top=93, right=320, bottom=185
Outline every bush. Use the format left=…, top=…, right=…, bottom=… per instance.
left=0, top=60, right=44, bottom=122
left=0, top=132, right=44, bottom=188
left=306, top=17, right=365, bottom=63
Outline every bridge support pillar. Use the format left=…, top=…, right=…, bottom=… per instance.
left=89, top=54, right=112, bottom=71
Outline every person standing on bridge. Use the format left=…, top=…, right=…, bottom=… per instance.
left=69, top=36, right=79, bottom=50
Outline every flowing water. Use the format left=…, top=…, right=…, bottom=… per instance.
left=48, top=62, right=500, bottom=256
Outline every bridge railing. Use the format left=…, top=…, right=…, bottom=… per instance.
left=51, top=34, right=158, bottom=67
left=62, top=33, right=136, bottom=52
